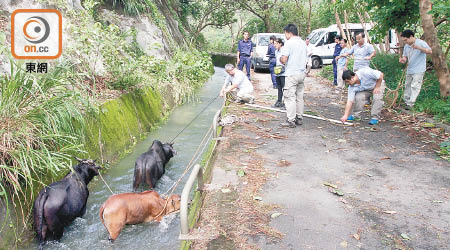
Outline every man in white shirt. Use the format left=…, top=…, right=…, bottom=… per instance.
left=220, top=64, right=255, bottom=104
left=279, top=24, right=307, bottom=128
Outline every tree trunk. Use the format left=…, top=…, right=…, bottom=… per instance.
left=384, top=33, right=390, bottom=53
left=356, top=11, right=371, bottom=44
left=420, top=0, right=450, bottom=97
left=396, top=30, right=404, bottom=55
left=343, top=10, right=353, bottom=47
left=263, top=16, right=271, bottom=33
left=331, top=0, right=346, bottom=40
left=307, top=0, right=312, bottom=34
left=445, top=41, right=450, bottom=58
left=365, top=11, right=386, bottom=53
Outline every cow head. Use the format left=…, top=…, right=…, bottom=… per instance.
left=74, top=157, right=102, bottom=183
left=166, top=194, right=181, bottom=213
left=162, top=142, right=176, bottom=158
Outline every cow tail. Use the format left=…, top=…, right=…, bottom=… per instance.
left=34, top=191, right=48, bottom=244
left=99, top=202, right=106, bottom=228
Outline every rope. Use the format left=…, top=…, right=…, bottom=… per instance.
left=155, top=124, right=214, bottom=220
left=169, top=94, right=220, bottom=143
left=98, top=171, right=115, bottom=195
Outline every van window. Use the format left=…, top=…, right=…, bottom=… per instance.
left=325, top=32, right=337, bottom=44
left=309, top=31, right=325, bottom=45
left=258, top=36, right=270, bottom=46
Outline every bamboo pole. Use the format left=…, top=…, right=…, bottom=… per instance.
left=244, top=104, right=354, bottom=126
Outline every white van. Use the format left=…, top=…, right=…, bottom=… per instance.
left=306, top=23, right=398, bottom=68
left=250, top=33, right=285, bottom=72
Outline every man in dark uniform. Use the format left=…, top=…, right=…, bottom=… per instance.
left=267, top=35, right=277, bottom=88
left=332, top=35, right=342, bottom=86
left=237, top=31, right=253, bottom=80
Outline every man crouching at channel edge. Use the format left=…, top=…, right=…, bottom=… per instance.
left=220, top=64, right=255, bottom=104
left=340, top=68, right=385, bottom=125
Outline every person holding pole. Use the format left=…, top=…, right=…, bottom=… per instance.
left=399, top=29, right=432, bottom=110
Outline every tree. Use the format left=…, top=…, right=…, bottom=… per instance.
left=236, top=0, right=278, bottom=32
left=172, top=0, right=236, bottom=42
left=420, top=0, right=450, bottom=97
left=331, top=0, right=347, bottom=41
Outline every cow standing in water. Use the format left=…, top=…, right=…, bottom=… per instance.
left=133, top=140, right=176, bottom=190
left=99, top=191, right=181, bottom=241
left=33, top=158, right=101, bottom=248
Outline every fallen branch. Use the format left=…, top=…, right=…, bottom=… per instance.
left=244, top=104, right=354, bottom=126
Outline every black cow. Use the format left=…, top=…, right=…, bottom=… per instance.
left=33, top=158, right=101, bottom=247
left=133, top=140, right=176, bottom=191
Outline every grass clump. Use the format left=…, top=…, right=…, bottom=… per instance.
left=0, top=61, right=86, bottom=224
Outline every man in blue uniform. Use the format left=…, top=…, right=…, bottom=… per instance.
left=237, top=31, right=253, bottom=80
left=267, top=35, right=277, bottom=88
left=332, top=35, right=342, bottom=86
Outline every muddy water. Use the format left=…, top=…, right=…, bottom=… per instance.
left=26, top=67, right=226, bottom=250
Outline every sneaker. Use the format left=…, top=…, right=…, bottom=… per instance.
left=404, top=105, right=412, bottom=110
left=248, top=98, right=255, bottom=104
left=295, top=117, right=303, bottom=126
left=280, top=120, right=296, bottom=128
left=346, top=115, right=361, bottom=121
left=368, top=118, right=379, bottom=125
left=272, top=101, right=281, bottom=108
left=273, top=85, right=277, bottom=89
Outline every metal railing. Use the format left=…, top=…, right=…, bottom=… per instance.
left=179, top=99, right=225, bottom=240
left=179, top=164, right=203, bottom=240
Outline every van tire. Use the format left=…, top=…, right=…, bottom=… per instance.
left=311, top=56, right=321, bottom=69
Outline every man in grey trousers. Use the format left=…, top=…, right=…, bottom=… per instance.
left=340, top=68, right=385, bottom=125
left=399, top=29, right=432, bottom=110
left=279, top=24, right=307, bottom=128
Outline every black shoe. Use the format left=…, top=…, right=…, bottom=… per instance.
left=280, top=120, right=296, bottom=128
left=295, top=117, right=303, bottom=125
left=405, top=105, right=412, bottom=110
left=272, top=101, right=281, bottom=108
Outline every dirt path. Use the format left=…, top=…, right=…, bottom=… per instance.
left=191, top=71, right=450, bottom=250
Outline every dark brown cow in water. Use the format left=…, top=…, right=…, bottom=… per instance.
left=99, top=190, right=181, bottom=241
left=33, top=158, right=101, bottom=248
left=133, top=140, right=176, bottom=190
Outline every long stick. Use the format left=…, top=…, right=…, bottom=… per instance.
left=244, top=103, right=354, bottom=126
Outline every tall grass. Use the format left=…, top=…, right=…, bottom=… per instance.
left=0, top=61, right=86, bottom=225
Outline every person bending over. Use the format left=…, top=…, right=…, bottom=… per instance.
left=340, top=68, right=385, bottom=125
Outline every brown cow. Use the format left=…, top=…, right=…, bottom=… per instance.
left=99, top=191, right=181, bottom=241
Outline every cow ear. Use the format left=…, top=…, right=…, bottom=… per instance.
left=169, top=142, right=174, bottom=147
